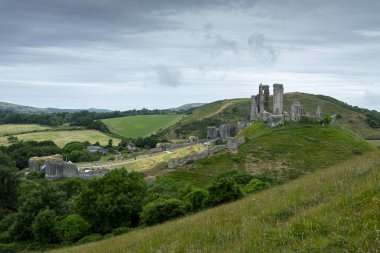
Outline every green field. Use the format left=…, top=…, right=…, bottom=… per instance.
left=0, top=124, right=51, bottom=136
left=0, top=130, right=120, bottom=147
left=48, top=149, right=380, bottom=253
left=101, top=114, right=183, bottom=138
left=157, top=123, right=374, bottom=188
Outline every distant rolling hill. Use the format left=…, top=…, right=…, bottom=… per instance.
left=0, top=101, right=111, bottom=114
left=169, top=103, right=206, bottom=111
left=169, top=93, right=380, bottom=139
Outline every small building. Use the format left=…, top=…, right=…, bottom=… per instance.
left=127, top=143, right=137, bottom=151
left=87, top=146, right=108, bottom=154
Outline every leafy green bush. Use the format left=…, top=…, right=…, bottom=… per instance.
left=207, top=178, right=243, bottom=206
left=141, top=198, right=190, bottom=226
left=56, top=214, right=90, bottom=243
left=77, top=234, right=102, bottom=244
left=183, top=189, right=208, bottom=211
left=217, top=170, right=253, bottom=185
left=25, top=171, right=45, bottom=180
left=111, top=227, right=130, bottom=236
left=31, top=209, right=58, bottom=244
left=243, top=179, right=268, bottom=193
left=0, top=243, right=18, bottom=253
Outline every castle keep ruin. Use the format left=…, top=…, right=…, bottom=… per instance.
left=28, top=156, right=108, bottom=180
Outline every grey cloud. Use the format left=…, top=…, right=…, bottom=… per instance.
left=248, top=33, right=279, bottom=64
left=155, top=65, right=183, bottom=87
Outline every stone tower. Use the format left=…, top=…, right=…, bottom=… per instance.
left=273, top=84, right=284, bottom=115
left=250, top=95, right=258, bottom=121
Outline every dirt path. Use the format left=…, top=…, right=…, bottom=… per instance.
left=201, top=100, right=233, bottom=120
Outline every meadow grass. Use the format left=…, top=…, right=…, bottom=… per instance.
left=0, top=124, right=51, bottom=136
left=101, top=114, right=183, bottom=138
left=0, top=130, right=120, bottom=147
left=48, top=150, right=380, bottom=253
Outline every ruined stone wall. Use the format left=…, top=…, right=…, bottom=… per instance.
left=207, top=126, right=218, bottom=140
left=267, top=114, right=284, bottom=127
left=28, top=154, right=63, bottom=171
left=227, top=137, right=246, bottom=151
left=78, top=169, right=108, bottom=179
left=45, top=159, right=79, bottom=180
left=167, top=145, right=226, bottom=169
left=218, top=124, right=236, bottom=141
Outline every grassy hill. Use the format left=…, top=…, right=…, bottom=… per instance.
left=155, top=123, right=374, bottom=188
left=170, top=93, right=380, bottom=140
left=101, top=114, right=183, bottom=138
left=0, top=129, right=120, bottom=147
left=48, top=149, right=380, bottom=253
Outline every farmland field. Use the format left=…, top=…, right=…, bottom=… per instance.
left=0, top=124, right=51, bottom=136
left=101, top=114, right=183, bottom=138
left=0, top=129, right=120, bottom=147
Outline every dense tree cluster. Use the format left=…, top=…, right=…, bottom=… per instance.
left=0, top=166, right=273, bottom=251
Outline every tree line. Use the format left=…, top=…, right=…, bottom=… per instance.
left=0, top=108, right=183, bottom=129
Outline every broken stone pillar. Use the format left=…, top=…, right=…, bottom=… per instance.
left=273, top=84, right=284, bottom=115
left=258, top=84, right=270, bottom=114
left=218, top=124, right=235, bottom=141
left=207, top=127, right=218, bottom=140
left=316, top=106, right=322, bottom=121
left=330, top=115, right=338, bottom=126
left=250, top=95, right=259, bottom=121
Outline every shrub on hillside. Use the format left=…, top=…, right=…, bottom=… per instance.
left=217, top=170, right=253, bottom=186
left=243, top=179, right=268, bottom=193
left=77, top=234, right=102, bottom=244
left=141, top=198, right=190, bottom=226
left=56, top=214, right=90, bottom=243
left=183, top=189, right=208, bottom=211
left=207, top=178, right=243, bottom=207
left=75, top=169, right=147, bottom=233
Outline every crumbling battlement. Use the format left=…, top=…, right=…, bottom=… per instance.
left=167, top=145, right=226, bottom=169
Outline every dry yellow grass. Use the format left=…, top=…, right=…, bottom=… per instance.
left=0, top=130, right=120, bottom=147
left=0, top=124, right=51, bottom=137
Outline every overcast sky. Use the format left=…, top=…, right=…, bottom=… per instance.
left=1, top=0, right=380, bottom=110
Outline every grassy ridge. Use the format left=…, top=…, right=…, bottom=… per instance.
left=48, top=150, right=380, bottom=253
left=171, top=93, right=380, bottom=139
left=0, top=130, right=120, bottom=147
left=159, top=123, right=374, bottom=188
left=102, top=114, right=183, bottom=138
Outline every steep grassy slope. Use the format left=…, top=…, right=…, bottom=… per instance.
left=101, top=114, right=183, bottom=138
left=158, top=123, right=374, bottom=188
left=170, top=93, right=380, bottom=139
left=49, top=150, right=380, bottom=253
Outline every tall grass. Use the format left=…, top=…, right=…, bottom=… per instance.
left=49, top=150, right=380, bottom=253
